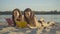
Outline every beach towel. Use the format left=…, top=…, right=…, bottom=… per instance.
left=5, top=18, right=14, bottom=26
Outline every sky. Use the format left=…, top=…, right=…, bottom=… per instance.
left=0, top=0, right=60, bottom=11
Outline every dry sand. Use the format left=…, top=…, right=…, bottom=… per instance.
left=0, top=22, right=60, bottom=34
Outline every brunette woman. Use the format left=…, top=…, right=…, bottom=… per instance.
left=12, top=8, right=22, bottom=26
left=24, top=8, right=36, bottom=27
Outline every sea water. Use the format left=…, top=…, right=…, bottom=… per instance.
left=0, top=15, right=60, bottom=23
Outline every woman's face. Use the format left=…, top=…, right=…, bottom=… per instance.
left=14, top=10, right=19, bottom=17
left=25, top=11, right=31, bottom=17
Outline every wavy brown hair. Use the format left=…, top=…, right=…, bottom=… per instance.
left=24, top=8, right=35, bottom=24
left=12, top=8, right=22, bottom=26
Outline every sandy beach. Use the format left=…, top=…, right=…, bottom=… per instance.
left=0, top=22, right=60, bottom=34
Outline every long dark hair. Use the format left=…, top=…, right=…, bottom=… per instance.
left=12, top=8, right=22, bottom=26
left=24, top=8, right=35, bottom=24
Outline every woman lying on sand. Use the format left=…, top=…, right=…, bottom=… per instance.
left=24, top=8, right=36, bottom=27
left=12, top=8, right=22, bottom=26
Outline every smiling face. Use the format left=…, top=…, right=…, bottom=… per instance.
left=24, top=8, right=35, bottom=23
left=13, top=10, right=19, bottom=18
left=25, top=11, right=31, bottom=17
